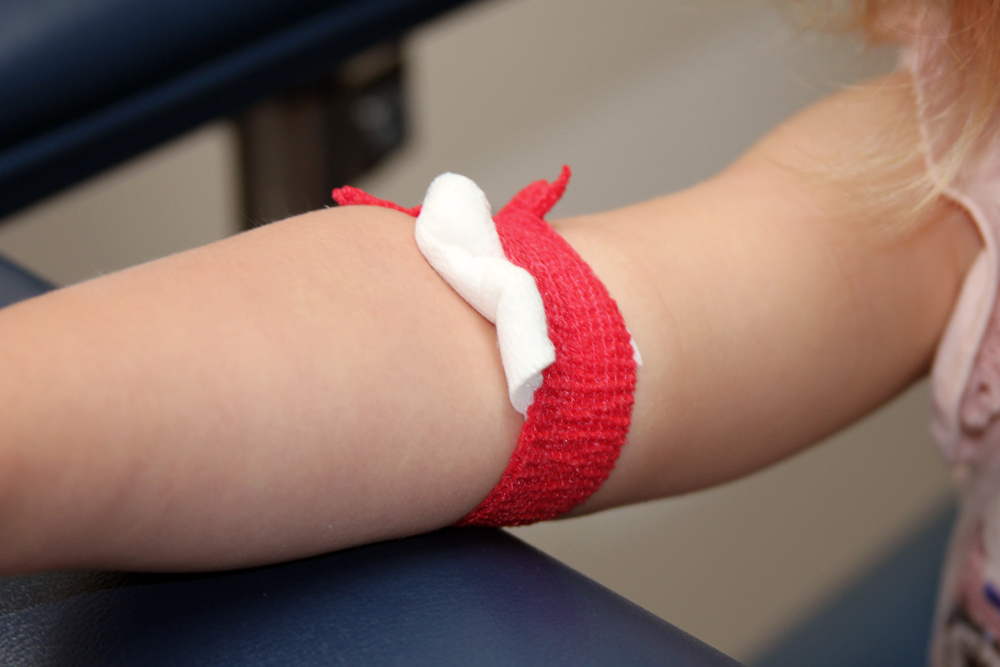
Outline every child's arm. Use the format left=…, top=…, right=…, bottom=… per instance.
left=0, top=72, right=980, bottom=574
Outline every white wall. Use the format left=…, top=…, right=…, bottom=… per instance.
left=0, top=0, right=952, bottom=662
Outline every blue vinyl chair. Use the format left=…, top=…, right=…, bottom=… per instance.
left=0, top=0, right=473, bottom=220
left=0, top=513, right=741, bottom=666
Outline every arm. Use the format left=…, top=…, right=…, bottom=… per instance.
left=0, top=73, right=981, bottom=574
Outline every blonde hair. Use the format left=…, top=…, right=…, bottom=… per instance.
left=855, top=1, right=1000, bottom=207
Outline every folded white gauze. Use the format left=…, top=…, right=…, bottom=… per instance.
left=414, top=173, right=556, bottom=415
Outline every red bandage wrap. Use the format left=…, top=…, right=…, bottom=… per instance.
left=334, top=167, right=638, bottom=526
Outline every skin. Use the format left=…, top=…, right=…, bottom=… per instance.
left=0, top=72, right=983, bottom=574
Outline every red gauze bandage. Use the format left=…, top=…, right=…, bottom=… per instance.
left=333, top=167, right=638, bottom=526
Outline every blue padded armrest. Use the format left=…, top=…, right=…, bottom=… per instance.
left=0, top=529, right=743, bottom=666
left=0, top=0, right=475, bottom=220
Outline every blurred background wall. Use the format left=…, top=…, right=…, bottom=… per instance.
left=0, top=0, right=953, bottom=662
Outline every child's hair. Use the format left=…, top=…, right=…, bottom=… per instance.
left=855, top=1, right=1000, bottom=215
left=784, top=1, right=1000, bottom=232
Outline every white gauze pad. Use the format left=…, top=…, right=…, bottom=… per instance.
left=414, top=173, right=555, bottom=415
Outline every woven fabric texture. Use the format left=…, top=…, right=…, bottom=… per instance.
left=332, top=167, right=638, bottom=526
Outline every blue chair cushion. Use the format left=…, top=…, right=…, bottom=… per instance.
left=0, top=528, right=744, bottom=666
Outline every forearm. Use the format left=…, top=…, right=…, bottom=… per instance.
left=0, top=73, right=980, bottom=573
left=0, top=207, right=522, bottom=573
